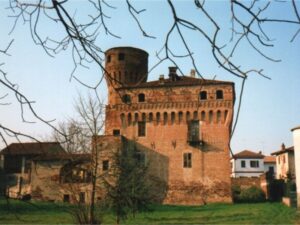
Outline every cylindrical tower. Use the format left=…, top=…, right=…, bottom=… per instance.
left=104, top=47, right=148, bottom=104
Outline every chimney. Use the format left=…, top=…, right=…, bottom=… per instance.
left=281, top=143, right=286, bottom=151
left=258, top=151, right=262, bottom=155
left=190, top=69, right=196, bottom=77
left=168, top=66, right=178, bottom=81
left=159, top=74, right=164, bottom=84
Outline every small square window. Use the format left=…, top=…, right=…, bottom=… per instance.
left=113, top=129, right=120, bottom=136
left=103, top=160, right=109, bottom=171
left=138, top=93, right=145, bottom=102
left=183, top=153, right=192, bottom=168
left=250, top=160, right=259, bottom=168
left=199, top=91, right=207, bottom=100
left=216, top=90, right=223, bottom=99
left=118, top=53, right=125, bottom=61
left=122, top=94, right=131, bottom=104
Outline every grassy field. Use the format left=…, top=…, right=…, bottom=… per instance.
left=0, top=198, right=299, bottom=224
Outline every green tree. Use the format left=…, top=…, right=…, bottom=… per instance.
left=105, top=140, right=150, bottom=224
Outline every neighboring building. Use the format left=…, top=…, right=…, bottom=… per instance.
left=0, top=142, right=65, bottom=198
left=291, top=125, right=300, bottom=208
left=103, top=46, right=235, bottom=205
left=271, top=143, right=295, bottom=180
left=264, top=155, right=277, bottom=176
left=231, top=150, right=265, bottom=178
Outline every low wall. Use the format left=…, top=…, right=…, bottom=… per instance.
left=231, top=177, right=261, bottom=189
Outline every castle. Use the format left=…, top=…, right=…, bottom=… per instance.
left=103, top=47, right=235, bottom=204
left=0, top=46, right=235, bottom=205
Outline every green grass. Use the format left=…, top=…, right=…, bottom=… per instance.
left=0, top=198, right=299, bottom=224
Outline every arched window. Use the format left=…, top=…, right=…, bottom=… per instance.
left=120, top=113, right=125, bottom=127
left=186, top=111, right=191, bottom=121
left=209, top=111, right=213, bottom=123
left=224, top=110, right=228, bottom=122
left=127, top=113, right=132, bottom=125
left=122, top=94, right=131, bottom=104
left=201, top=111, right=206, bottom=121
left=217, top=110, right=221, bottom=123
left=138, top=93, right=145, bottom=102
left=199, top=91, right=207, bottom=100
left=142, top=113, right=146, bottom=122
left=156, top=112, right=161, bottom=124
left=193, top=111, right=198, bottom=120
left=171, top=112, right=175, bottom=124
left=107, top=55, right=111, bottom=63
left=134, top=113, right=139, bottom=123
left=216, top=90, right=223, bottom=99
left=178, top=111, right=183, bottom=123
left=149, top=113, right=153, bottom=122
left=163, top=112, right=168, bottom=125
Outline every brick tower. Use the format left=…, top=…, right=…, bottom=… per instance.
left=104, top=46, right=235, bottom=205
left=104, top=47, right=148, bottom=105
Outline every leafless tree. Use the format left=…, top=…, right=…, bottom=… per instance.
left=53, top=94, right=105, bottom=224
left=1, top=0, right=299, bottom=155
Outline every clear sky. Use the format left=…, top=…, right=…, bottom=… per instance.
left=0, top=0, right=299, bottom=155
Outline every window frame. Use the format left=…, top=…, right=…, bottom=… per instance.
left=250, top=160, right=259, bottom=168
left=216, top=90, right=224, bottom=99
left=138, top=93, right=145, bottom=102
left=241, top=160, right=246, bottom=168
left=122, top=94, right=131, bottom=104
left=199, top=91, right=207, bottom=100
left=183, top=153, right=192, bottom=168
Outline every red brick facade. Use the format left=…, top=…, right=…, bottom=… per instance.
left=104, top=47, right=235, bottom=205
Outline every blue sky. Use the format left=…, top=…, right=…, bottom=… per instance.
left=0, top=1, right=299, bottom=155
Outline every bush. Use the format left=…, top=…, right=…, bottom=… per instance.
left=231, top=185, right=241, bottom=203
left=238, top=186, right=266, bottom=203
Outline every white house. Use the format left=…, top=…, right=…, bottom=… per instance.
left=264, top=155, right=277, bottom=176
left=271, top=143, right=295, bottom=180
left=231, top=150, right=265, bottom=178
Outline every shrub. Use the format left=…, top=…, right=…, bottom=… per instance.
left=231, top=185, right=241, bottom=203
left=238, top=186, right=266, bottom=203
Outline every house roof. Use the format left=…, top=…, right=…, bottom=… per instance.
left=118, top=76, right=234, bottom=90
left=264, top=156, right=276, bottom=163
left=271, top=146, right=294, bottom=156
left=233, top=150, right=265, bottom=159
left=0, top=142, right=65, bottom=156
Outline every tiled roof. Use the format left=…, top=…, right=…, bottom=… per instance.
left=0, top=142, right=65, bottom=155
left=264, top=156, right=276, bottom=163
left=271, top=146, right=294, bottom=156
left=118, top=76, right=234, bottom=89
left=233, top=150, right=265, bottom=159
